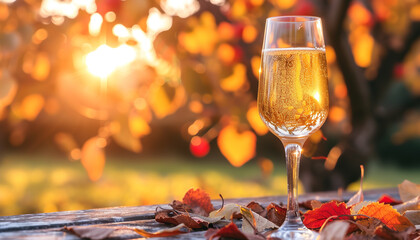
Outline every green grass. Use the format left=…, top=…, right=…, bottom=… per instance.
left=0, top=154, right=419, bottom=216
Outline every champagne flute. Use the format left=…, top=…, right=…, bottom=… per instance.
left=258, top=16, right=328, bottom=239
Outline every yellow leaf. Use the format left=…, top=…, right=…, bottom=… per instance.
left=110, top=119, right=142, bottom=153
left=129, top=115, right=151, bottom=138
left=217, top=124, right=256, bottom=167
left=148, top=83, right=186, bottom=119
left=31, top=52, right=50, bottom=81
left=20, top=94, right=45, bottom=121
left=81, top=137, right=106, bottom=181
left=220, top=64, right=247, bottom=92
left=246, top=102, right=268, bottom=135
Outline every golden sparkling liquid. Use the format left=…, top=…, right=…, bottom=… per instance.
left=258, top=48, right=329, bottom=138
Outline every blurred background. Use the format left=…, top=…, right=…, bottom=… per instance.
left=0, top=0, right=419, bottom=216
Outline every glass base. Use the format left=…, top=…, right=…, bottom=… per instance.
left=268, top=217, right=318, bottom=240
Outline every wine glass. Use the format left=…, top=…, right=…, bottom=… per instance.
left=258, top=16, right=328, bottom=239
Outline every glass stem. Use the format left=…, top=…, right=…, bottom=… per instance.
left=284, top=143, right=302, bottom=222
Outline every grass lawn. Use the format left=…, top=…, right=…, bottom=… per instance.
left=0, top=153, right=419, bottom=216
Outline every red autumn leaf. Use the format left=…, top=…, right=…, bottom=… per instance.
left=266, top=203, right=286, bottom=227
left=63, top=226, right=116, bottom=240
left=183, top=188, right=214, bottom=216
left=303, top=201, right=351, bottom=229
left=357, top=202, right=414, bottom=231
left=378, top=194, right=403, bottom=206
left=155, top=209, right=208, bottom=229
left=205, top=222, right=265, bottom=240
left=246, top=201, right=266, bottom=216
left=132, top=223, right=189, bottom=238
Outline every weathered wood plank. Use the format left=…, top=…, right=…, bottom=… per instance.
left=0, top=188, right=398, bottom=239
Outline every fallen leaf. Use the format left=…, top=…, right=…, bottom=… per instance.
left=299, top=200, right=322, bottom=210
left=266, top=203, right=286, bottom=227
left=374, top=225, right=416, bottom=240
left=347, top=165, right=364, bottom=206
left=403, top=210, right=420, bottom=225
left=63, top=226, right=116, bottom=240
left=155, top=209, right=208, bottom=229
left=205, top=222, right=265, bottom=240
left=247, top=202, right=266, bottom=216
left=319, top=220, right=350, bottom=240
left=357, top=202, right=414, bottom=231
left=398, top=180, right=420, bottom=202
left=351, top=201, right=374, bottom=215
left=241, top=206, right=278, bottom=234
left=394, top=196, right=420, bottom=214
left=303, top=201, right=351, bottom=230
left=183, top=188, right=214, bottom=216
left=132, top=223, right=189, bottom=238
left=352, top=215, right=383, bottom=236
left=209, top=203, right=241, bottom=220
left=378, top=194, right=403, bottom=206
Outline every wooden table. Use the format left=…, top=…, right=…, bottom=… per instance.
left=0, top=188, right=398, bottom=239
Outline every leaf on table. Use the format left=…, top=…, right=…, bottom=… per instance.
left=241, top=206, right=278, bottom=234
left=394, top=196, right=420, bottom=214
left=155, top=209, right=208, bottom=229
left=357, top=202, right=414, bottom=231
left=63, top=226, right=116, bottom=240
left=247, top=201, right=266, bottom=217
left=183, top=188, right=214, bottom=216
left=266, top=203, right=286, bottom=227
left=319, top=220, right=350, bottom=240
left=403, top=210, right=420, bottom=225
left=352, top=215, right=383, bottom=236
left=347, top=165, right=364, bottom=206
left=351, top=201, right=373, bottom=215
left=209, top=203, right=241, bottom=220
left=398, top=180, right=420, bottom=202
left=374, top=225, right=416, bottom=240
left=132, top=223, right=189, bottom=238
left=205, top=222, right=265, bottom=240
left=303, top=201, right=351, bottom=230
left=299, top=199, right=322, bottom=210
left=378, top=194, right=403, bottom=206
left=170, top=200, right=193, bottom=213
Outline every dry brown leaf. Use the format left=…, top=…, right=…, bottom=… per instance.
left=299, top=200, right=322, bottom=210
left=357, top=202, right=414, bottom=231
left=240, top=206, right=278, bottom=234
left=132, top=223, right=189, bottom=238
left=205, top=222, right=265, bottom=240
left=319, top=220, right=350, bottom=240
left=64, top=226, right=116, bottom=240
left=395, top=196, right=420, bottom=214
left=266, top=203, right=286, bottom=227
left=374, top=225, right=416, bottom=240
left=403, top=210, right=420, bottom=225
left=398, top=180, right=420, bottom=202
left=247, top=201, right=266, bottom=216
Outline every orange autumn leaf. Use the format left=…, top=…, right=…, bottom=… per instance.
left=183, top=188, right=214, bottom=215
left=357, top=202, right=414, bottom=231
left=303, top=201, right=351, bottom=229
left=81, top=137, right=106, bottom=181
left=217, top=124, right=256, bottom=167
